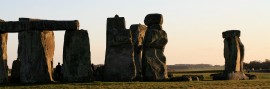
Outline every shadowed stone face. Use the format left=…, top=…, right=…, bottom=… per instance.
left=11, top=59, right=21, bottom=83
left=130, top=24, right=147, bottom=80
left=142, top=14, right=168, bottom=81
left=103, top=15, right=136, bottom=81
left=18, top=31, right=54, bottom=83
left=63, top=30, right=92, bottom=82
left=0, top=31, right=8, bottom=83
left=222, top=30, right=246, bottom=80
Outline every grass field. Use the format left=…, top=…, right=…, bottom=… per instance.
left=1, top=72, right=270, bottom=89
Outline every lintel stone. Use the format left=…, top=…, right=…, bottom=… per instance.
left=0, top=18, right=79, bottom=32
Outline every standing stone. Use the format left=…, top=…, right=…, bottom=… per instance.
left=103, top=15, right=136, bottom=81
left=11, top=59, right=21, bottom=83
left=222, top=30, right=247, bottom=80
left=142, top=14, right=168, bottom=81
left=0, top=23, right=8, bottom=83
left=63, top=30, right=93, bottom=82
left=41, top=31, right=55, bottom=81
left=130, top=24, right=147, bottom=80
left=18, top=31, right=54, bottom=83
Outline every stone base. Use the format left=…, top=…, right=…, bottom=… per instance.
left=142, top=48, right=168, bottom=81
left=228, top=72, right=248, bottom=80
left=0, top=60, right=8, bottom=83
left=11, top=60, right=21, bottom=83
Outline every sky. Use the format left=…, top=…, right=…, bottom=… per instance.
left=1, top=0, right=270, bottom=68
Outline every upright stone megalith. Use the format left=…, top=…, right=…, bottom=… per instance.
left=130, top=24, right=147, bottom=80
left=63, top=30, right=93, bottom=82
left=142, top=14, right=168, bottom=81
left=18, top=31, right=55, bottom=83
left=103, top=15, right=136, bottom=81
left=222, top=30, right=247, bottom=80
left=0, top=20, right=8, bottom=83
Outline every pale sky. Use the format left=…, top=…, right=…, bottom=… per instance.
left=1, top=0, right=270, bottom=68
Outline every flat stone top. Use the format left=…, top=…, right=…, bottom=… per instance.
left=107, top=15, right=125, bottom=20
left=222, top=30, right=241, bottom=38
left=107, top=15, right=126, bottom=30
left=0, top=18, right=79, bottom=32
left=144, top=13, right=163, bottom=26
left=19, top=18, right=41, bottom=21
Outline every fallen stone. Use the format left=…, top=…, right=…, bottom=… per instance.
left=63, top=30, right=93, bottom=82
left=245, top=74, right=257, bottom=80
left=182, top=75, right=192, bottom=81
left=18, top=31, right=54, bottom=83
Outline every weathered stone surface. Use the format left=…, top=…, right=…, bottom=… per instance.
left=142, top=14, right=168, bottom=81
left=222, top=30, right=246, bottom=80
left=63, top=30, right=93, bottom=82
left=130, top=24, right=147, bottom=80
left=18, top=31, right=54, bottom=83
left=41, top=31, right=55, bottom=81
left=0, top=32, right=8, bottom=83
left=107, top=15, right=126, bottom=30
left=11, top=59, right=21, bottom=83
left=144, top=14, right=163, bottom=26
left=228, top=72, right=248, bottom=80
left=104, top=15, right=136, bottom=81
left=0, top=18, right=79, bottom=32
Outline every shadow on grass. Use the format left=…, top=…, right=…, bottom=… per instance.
left=0, top=81, right=93, bottom=87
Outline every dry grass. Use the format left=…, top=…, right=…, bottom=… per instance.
left=1, top=72, right=270, bottom=89
left=90, top=80, right=270, bottom=89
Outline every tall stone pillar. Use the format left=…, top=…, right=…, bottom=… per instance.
left=103, top=15, right=136, bottom=81
left=222, top=30, right=247, bottom=80
left=142, top=14, right=168, bottom=81
left=63, top=30, right=93, bottom=82
left=18, top=31, right=55, bottom=83
left=0, top=20, right=8, bottom=83
left=130, top=24, right=147, bottom=80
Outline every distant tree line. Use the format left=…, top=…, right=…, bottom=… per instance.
left=167, top=64, right=222, bottom=70
left=244, top=59, right=270, bottom=70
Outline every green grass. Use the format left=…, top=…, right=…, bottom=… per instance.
left=1, top=72, right=270, bottom=89
left=1, top=80, right=270, bottom=89
left=89, top=80, right=270, bottom=89
left=248, top=72, right=270, bottom=80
